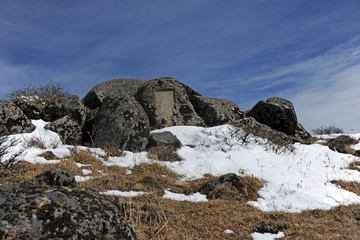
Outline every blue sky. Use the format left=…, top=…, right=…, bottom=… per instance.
left=1, top=0, right=360, bottom=132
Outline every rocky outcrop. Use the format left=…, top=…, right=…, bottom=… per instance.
left=327, top=135, right=358, bottom=154
left=0, top=171, right=137, bottom=240
left=13, top=98, right=43, bottom=119
left=191, top=96, right=245, bottom=126
left=0, top=100, right=35, bottom=136
left=92, top=96, right=150, bottom=152
left=82, top=78, right=147, bottom=109
left=42, top=95, right=86, bottom=126
left=58, top=95, right=87, bottom=126
left=45, top=116, right=82, bottom=145
left=246, top=97, right=311, bottom=141
left=136, top=77, right=205, bottom=128
left=146, top=131, right=182, bottom=150
left=232, top=117, right=299, bottom=146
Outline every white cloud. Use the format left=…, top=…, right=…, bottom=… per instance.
left=241, top=37, right=360, bottom=133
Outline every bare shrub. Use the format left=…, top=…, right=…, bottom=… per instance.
left=147, top=146, right=181, bottom=162
left=312, top=125, right=344, bottom=135
left=0, top=135, right=24, bottom=169
left=26, top=137, right=47, bottom=149
left=8, top=81, right=70, bottom=105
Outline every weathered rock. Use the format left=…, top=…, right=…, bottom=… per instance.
left=191, top=96, right=245, bottom=126
left=136, top=77, right=205, bottom=128
left=232, top=117, right=300, bottom=146
left=13, top=98, right=43, bottom=119
left=327, top=135, right=358, bottom=154
left=42, top=101, right=62, bottom=122
left=34, top=170, right=77, bottom=188
left=82, top=78, right=147, bottom=109
left=146, top=131, right=182, bottom=150
left=246, top=97, right=311, bottom=141
left=92, top=96, right=150, bottom=152
left=58, top=95, right=87, bottom=126
left=45, top=116, right=82, bottom=145
left=0, top=100, right=35, bottom=136
left=0, top=173, right=137, bottom=240
left=354, top=150, right=360, bottom=157
left=42, top=95, right=86, bottom=126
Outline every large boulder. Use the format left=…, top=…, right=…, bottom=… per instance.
left=0, top=100, right=35, bottom=136
left=42, top=95, right=87, bottom=126
left=246, top=97, right=311, bottom=141
left=13, top=98, right=43, bottom=119
left=191, top=96, right=245, bottom=126
left=91, top=96, right=150, bottom=152
left=45, top=116, right=82, bottom=145
left=0, top=171, right=137, bottom=240
left=136, top=77, right=205, bottom=128
left=82, top=78, right=147, bottom=109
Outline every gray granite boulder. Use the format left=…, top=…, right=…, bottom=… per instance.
left=146, top=131, right=182, bottom=150
left=191, top=96, right=245, bottom=126
left=13, top=98, right=43, bottom=119
left=58, top=95, right=87, bottom=126
left=45, top=116, right=82, bottom=145
left=246, top=97, right=311, bottom=141
left=91, top=96, right=150, bottom=152
left=82, top=78, right=147, bottom=109
left=136, top=77, right=205, bottom=128
left=42, top=95, right=87, bottom=126
left=0, top=171, right=137, bottom=240
left=0, top=100, right=35, bottom=136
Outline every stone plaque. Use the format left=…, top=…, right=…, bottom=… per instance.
left=155, top=90, right=175, bottom=117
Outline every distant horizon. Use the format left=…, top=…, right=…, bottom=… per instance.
left=1, top=0, right=359, bottom=132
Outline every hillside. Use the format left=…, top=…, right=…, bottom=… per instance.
left=1, top=78, right=360, bottom=239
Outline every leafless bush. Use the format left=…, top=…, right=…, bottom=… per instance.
left=0, top=135, right=24, bottom=169
left=147, top=146, right=181, bottom=162
left=8, top=81, right=70, bottom=105
left=312, top=125, right=344, bottom=135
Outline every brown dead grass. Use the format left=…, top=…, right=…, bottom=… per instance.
left=2, top=153, right=360, bottom=239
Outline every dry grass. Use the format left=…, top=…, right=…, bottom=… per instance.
left=2, top=152, right=360, bottom=239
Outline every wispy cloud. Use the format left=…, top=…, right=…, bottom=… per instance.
left=236, top=37, right=360, bottom=132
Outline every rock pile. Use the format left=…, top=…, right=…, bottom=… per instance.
left=0, top=77, right=311, bottom=150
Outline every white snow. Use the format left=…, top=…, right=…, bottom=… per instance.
left=82, top=169, right=92, bottom=175
left=99, top=190, right=148, bottom=197
left=352, top=142, right=360, bottom=151
left=251, top=231, right=285, bottom=240
left=163, top=190, right=208, bottom=202
left=75, top=176, right=93, bottom=182
left=3, top=121, right=360, bottom=213
left=224, top=229, right=235, bottom=234
left=153, top=125, right=360, bottom=212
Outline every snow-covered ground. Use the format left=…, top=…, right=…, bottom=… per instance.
left=2, top=120, right=360, bottom=214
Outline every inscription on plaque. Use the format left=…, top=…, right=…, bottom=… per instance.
left=155, top=90, right=175, bottom=117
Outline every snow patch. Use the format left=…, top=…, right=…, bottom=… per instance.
left=163, top=190, right=208, bottom=202
left=99, top=190, right=148, bottom=197
left=251, top=231, right=285, bottom=240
